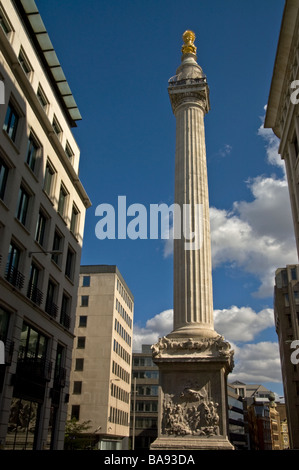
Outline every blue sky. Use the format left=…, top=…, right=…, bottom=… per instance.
left=36, top=0, right=296, bottom=396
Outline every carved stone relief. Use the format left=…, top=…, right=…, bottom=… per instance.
left=161, top=381, right=220, bottom=437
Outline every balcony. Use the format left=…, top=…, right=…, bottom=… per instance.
left=60, top=310, right=71, bottom=329
left=53, top=366, right=66, bottom=388
left=5, top=265, right=25, bottom=290
left=45, top=299, right=59, bottom=319
left=27, top=282, right=43, bottom=306
left=16, top=355, right=52, bottom=382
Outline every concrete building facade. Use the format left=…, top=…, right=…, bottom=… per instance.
left=0, top=0, right=90, bottom=449
left=68, top=265, right=134, bottom=450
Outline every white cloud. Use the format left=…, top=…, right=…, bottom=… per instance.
left=214, top=305, right=274, bottom=342
left=210, top=175, right=296, bottom=297
left=229, top=341, right=282, bottom=384
left=133, top=309, right=173, bottom=352
left=257, top=111, right=285, bottom=173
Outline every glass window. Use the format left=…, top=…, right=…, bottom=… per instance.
left=60, top=293, right=71, bottom=329
left=43, top=161, right=55, bottom=196
left=77, top=337, right=85, bottom=349
left=58, top=184, right=68, bottom=217
left=3, top=100, right=19, bottom=142
left=81, top=295, right=89, bottom=307
left=75, top=358, right=84, bottom=371
left=70, top=204, right=79, bottom=235
left=5, top=242, right=23, bottom=288
left=27, top=263, right=42, bottom=306
left=65, top=141, right=73, bottom=160
left=16, top=185, right=30, bottom=226
left=73, top=381, right=82, bottom=394
left=18, top=48, right=32, bottom=77
left=51, top=229, right=63, bottom=265
left=0, top=11, right=11, bottom=35
left=52, top=115, right=62, bottom=136
left=82, top=276, right=90, bottom=287
left=71, top=405, right=80, bottom=421
left=0, top=157, right=8, bottom=200
left=35, top=210, right=46, bottom=246
left=26, top=134, right=38, bottom=172
left=79, top=316, right=87, bottom=327
left=37, top=84, right=48, bottom=110
left=65, top=246, right=75, bottom=279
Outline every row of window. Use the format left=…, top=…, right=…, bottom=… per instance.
left=112, top=360, right=130, bottom=384
left=0, top=4, right=76, bottom=163
left=109, top=407, right=129, bottom=427
left=5, top=240, right=73, bottom=329
left=132, top=401, right=158, bottom=413
left=111, top=382, right=130, bottom=404
left=115, top=298, right=132, bottom=330
left=1, top=101, right=80, bottom=238
left=132, top=370, right=159, bottom=379
left=133, top=357, right=155, bottom=367
left=114, top=318, right=131, bottom=347
left=113, top=339, right=131, bottom=365
left=116, top=278, right=133, bottom=312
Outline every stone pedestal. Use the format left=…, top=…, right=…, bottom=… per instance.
left=150, top=336, right=234, bottom=450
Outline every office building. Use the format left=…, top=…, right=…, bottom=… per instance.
left=265, top=0, right=299, bottom=258
left=68, top=265, right=134, bottom=450
left=274, top=265, right=299, bottom=448
left=130, top=345, right=159, bottom=449
left=0, top=0, right=90, bottom=449
left=227, top=384, right=248, bottom=450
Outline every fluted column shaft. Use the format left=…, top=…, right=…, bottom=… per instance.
left=172, top=97, right=215, bottom=337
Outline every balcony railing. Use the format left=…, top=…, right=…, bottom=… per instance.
left=17, top=355, right=52, bottom=382
left=53, top=366, right=66, bottom=388
left=45, top=299, right=59, bottom=319
left=60, top=310, right=71, bottom=329
left=5, top=265, right=25, bottom=289
left=27, top=282, right=43, bottom=306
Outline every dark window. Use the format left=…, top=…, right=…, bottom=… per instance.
left=71, top=405, right=80, bottom=421
left=75, top=358, right=84, bottom=371
left=43, top=162, right=55, bottom=196
left=58, top=184, right=68, bottom=217
left=79, top=316, right=87, bottom=327
left=37, top=85, right=48, bottom=110
left=26, top=134, right=38, bottom=172
left=77, top=337, right=85, bottom=349
left=3, top=101, right=19, bottom=142
left=5, top=242, right=24, bottom=289
left=0, top=157, right=8, bottom=200
left=65, top=247, right=75, bottom=279
left=18, top=322, right=48, bottom=363
left=45, top=280, right=58, bottom=318
left=60, top=293, right=71, bottom=329
left=52, top=230, right=62, bottom=265
left=35, top=210, right=46, bottom=246
left=0, top=306, right=10, bottom=341
left=81, top=295, right=89, bottom=307
left=73, top=381, right=82, bottom=394
left=82, top=276, right=90, bottom=287
left=16, top=185, right=30, bottom=226
left=27, top=262, right=43, bottom=306
left=52, top=116, right=61, bottom=136
left=70, top=204, right=79, bottom=234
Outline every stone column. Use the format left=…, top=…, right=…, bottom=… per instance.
left=151, top=31, right=234, bottom=451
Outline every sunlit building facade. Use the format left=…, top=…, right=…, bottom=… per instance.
left=0, top=0, right=90, bottom=449
left=68, top=265, right=134, bottom=450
